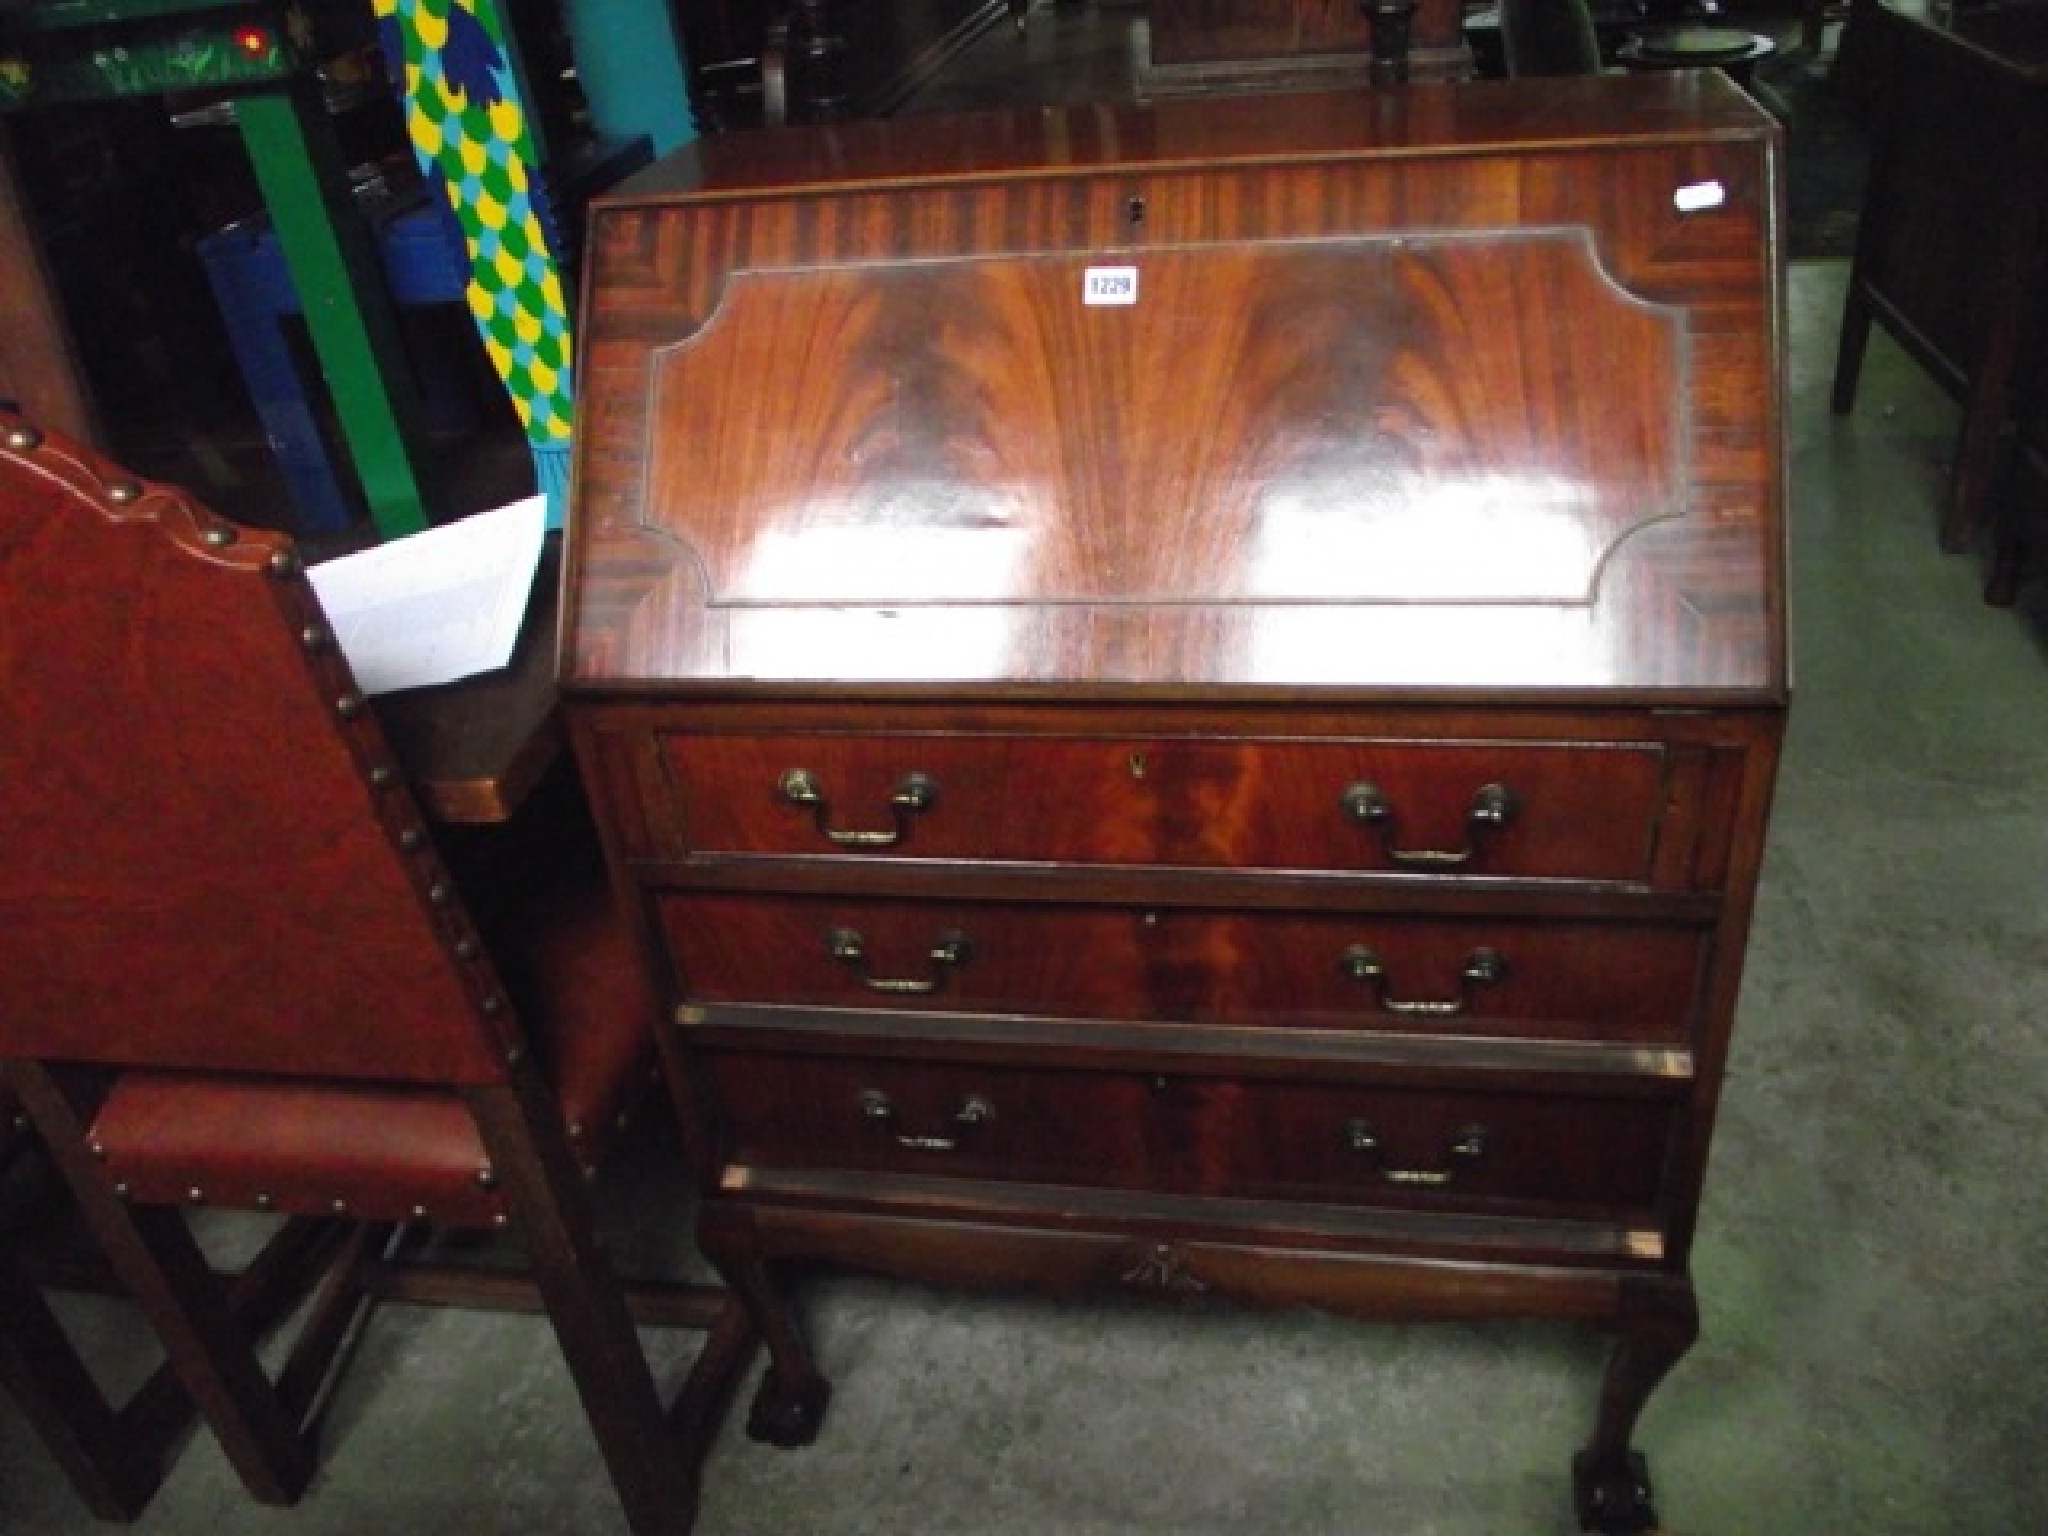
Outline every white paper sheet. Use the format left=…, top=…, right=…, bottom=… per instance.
left=307, top=494, right=548, bottom=696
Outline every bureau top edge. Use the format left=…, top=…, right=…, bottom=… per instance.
left=556, top=678, right=1789, bottom=712
left=595, top=74, right=1777, bottom=210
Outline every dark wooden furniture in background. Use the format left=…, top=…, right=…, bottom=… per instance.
left=0, top=125, right=98, bottom=444
left=1831, top=0, right=2048, bottom=562
left=1139, top=0, right=1470, bottom=96
left=567, top=74, right=1785, bottom=1532
left=1987, top=388, right=2048, bottom=602
left=0, top=415, right=753, bottom=1535
left=671, top=0, right=1015, bottom=127
left=373, top=537, right=566, bottom=824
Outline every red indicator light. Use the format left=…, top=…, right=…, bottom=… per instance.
left=235, top=27, right=271, bottom=57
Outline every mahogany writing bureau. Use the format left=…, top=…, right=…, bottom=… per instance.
left=564, top=72, right=1786, bottom=1532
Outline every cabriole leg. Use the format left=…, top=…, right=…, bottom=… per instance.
left=698, top=1206, right=831, bottom=1448
left=1573, top=1273, right=1698, bottom=1534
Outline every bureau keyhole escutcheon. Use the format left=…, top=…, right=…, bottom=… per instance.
left=1342, top=1120, right=1490, bottom=1187
left=779, top=767, right=936, bottom=847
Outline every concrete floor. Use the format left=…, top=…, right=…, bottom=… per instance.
left=9, top=40, right=2048, bottom=1536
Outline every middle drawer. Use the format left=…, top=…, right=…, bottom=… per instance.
left=658, top=893, right=1707, bottom=1047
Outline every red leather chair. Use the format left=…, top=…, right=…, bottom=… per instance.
left=0, top=415, right=755, bottom=1533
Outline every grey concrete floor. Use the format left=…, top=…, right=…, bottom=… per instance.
left=8, top=94, right=2048, bottom=1536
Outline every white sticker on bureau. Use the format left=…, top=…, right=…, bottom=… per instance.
left=1673, top=180, right=1727, bottom=213
left=1083, top=266, right=1139, bottom=306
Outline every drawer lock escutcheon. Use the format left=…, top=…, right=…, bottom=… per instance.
left=1342, top=1120, right=1490, bottom=1187
left=1340, top=945, right=1506, bottom=1017
left=779, top=767, right=937, bottom=847
left=859, top=1089, right=994, bottom=1152
left=1340, top=781, right=1518, bottom=868
left=828, top=927, right=971, bottom=995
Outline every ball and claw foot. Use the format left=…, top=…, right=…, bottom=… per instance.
left=745, top=1368, right=831, bottom=1448
left=1573, top=1449, right=1660, bottom=1534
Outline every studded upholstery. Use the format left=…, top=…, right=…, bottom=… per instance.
left=89, top=843, right=658, bottom=1226
left=0, top=414, right=749, bottom=1535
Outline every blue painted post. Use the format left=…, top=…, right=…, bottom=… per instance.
left=563, top=0, right=697, bottom=156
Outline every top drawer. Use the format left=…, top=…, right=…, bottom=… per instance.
left=653, top=732, right=1670, bottom=882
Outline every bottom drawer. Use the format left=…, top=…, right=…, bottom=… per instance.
left=706, top=1052, right=1673, bottom=1220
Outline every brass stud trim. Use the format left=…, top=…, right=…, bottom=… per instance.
left=427, top=882, right=451, bottom=905
left=202, top=525, right=238, bottom=549
left=475, top=1166, right=498, bottom=1190
left=453, top=937, right=478, bottom=960
left=255, top=1193, right=274, bottom=1211
left=331, top=1198, right=349, bottom=1215
left=106, top=480, right=142, bottom=505
left=336, top=691, right=365, bottom=719
left=399, top=826, right=425, bottom=851
left=187, top=1187, right=205, bottom=1205
left=301, top=622, right=331, bottom=651
left=268, top=549, right=303, bottom=578
left=4, top=424, right=43, bottom=451
left=370, top=764, right=397, bottom=788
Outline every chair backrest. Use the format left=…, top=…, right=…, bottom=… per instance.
left=0, top=416, right=512, bottom=1086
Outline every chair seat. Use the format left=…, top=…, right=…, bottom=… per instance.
left=91, top=1076, right=507, bottom=1226
left=89, top=857, right=657, bottom=1229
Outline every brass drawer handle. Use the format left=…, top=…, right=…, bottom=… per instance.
left=1342, top=1120, right=1489, bottom=1187
left=1339, top=781, right=1518, bottom=868
left=859, top=1089, right=994, bottom=1152
left=1339, top=945, right=1506, bottom=1017
left=828, top=927, right=971, bottom=995
left=779, top=767, right=936, bottom=848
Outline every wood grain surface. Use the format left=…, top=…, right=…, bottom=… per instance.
left=570, top=74, right=1783, bottom=694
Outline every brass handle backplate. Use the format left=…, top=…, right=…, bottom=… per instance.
left=1339, top=945, right=1506, bottom=1017
left=779, top=767, right=936, bottom=848
left=1342, top=1120, right=1489, bottom=1187
left=1340, top=781, right=1518, bottom=868
left=828, top=927, right=970, bottom=995
left=859, top=1089, right=993, bottom=1152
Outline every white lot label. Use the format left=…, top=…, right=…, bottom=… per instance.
left=1673, top=180, right=1727, bottom=213
left=1083, top=266, right=1139, bottom=306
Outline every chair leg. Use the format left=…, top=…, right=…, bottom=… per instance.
left=471, top=1083, right=708, bottom=1536
left=270, top=1220, right=395, bottom=1427
left=1985, top=495, right=2027, bottom=606
left=1830, top=283, right=1871, bottom=416
left=3, top=1064, right=316, bottom=1505
left=667, top=1294, right=759, bottom=1457
left=0, top=1256, right=160, bottom=1521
